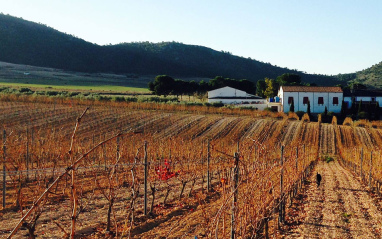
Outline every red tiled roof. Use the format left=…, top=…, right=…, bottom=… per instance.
left=281, top=86, right=343, bottom=93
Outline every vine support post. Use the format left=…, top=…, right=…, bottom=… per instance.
left=207, top=139, right=210, bottom=192
left=279, top=145, right=285, bottom=226
left=231, top=152, right=239, bottom=239
left=116, top=136, right=120, bottom=184
left=26, top=124, right=29, bottom=181
left=369, top=151, right=373, bottom=190
left=360, top=148, right=363, bottom=182
left=144, top=141, right=148, bottom=215
left=2, top=129, right=6, bottom=209
left=303, top=144, right=306, bottom=173
left=295, top=146, right=298, bottom=171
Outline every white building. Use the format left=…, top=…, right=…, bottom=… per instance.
left=278, top=86, right=343, bottom=113
left=208, top=86, right=268, bottom=110
left=343, top=89, right=382, bottom=109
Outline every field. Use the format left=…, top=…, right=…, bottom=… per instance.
left=1, top=97, right=382, bottom=238
left=0, top=61, right=151, bottom=93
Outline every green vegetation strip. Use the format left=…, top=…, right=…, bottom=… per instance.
left=0, top=82, right=149, bottom=93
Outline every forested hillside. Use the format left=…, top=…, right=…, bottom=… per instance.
left=336, top=61, right=382, bottom=88
left=0, top=14, right=340, bottom=85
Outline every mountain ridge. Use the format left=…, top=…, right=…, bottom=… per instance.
left=0, top=13, right=376, bottom=87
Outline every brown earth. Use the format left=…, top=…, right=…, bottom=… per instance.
left=282, top=160, right=382, bottom=239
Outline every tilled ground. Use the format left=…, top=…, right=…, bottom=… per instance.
left=283, top=160, right=382, bottom=239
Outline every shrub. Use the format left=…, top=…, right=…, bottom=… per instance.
left=125, top=97, right=138, bottom=102
left=331, top=116, right=337, bottom=125
left=264, top=107, right=277, bottom=112
left=288, top=112, right=299, bottom=120
left=343, top=117, right=353, bottom=126
left=354, top=119, right=370, bottom=128
left=301, top=113, right=310, bottom=122
left=19, top=87, right=33, bottom=93
left=46, top=91, right=59, bottom=96
left=211, top=102, right=224, bottom=107
left=111, top=96, right=125, bottom=102
left=357, top=111, right=368, bottom=119
left=295, top=111, right=305, bottom=119
left=324, top=155, right=334, bottom=163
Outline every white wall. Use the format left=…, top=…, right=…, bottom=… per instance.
left=280, top=91, right=342, bottom=113
left=208, top=86, right=247, bottom=98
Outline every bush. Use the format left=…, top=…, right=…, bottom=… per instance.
left=19, top=87, right=33, bottom=93
left=264, top=107, right=277, bottom=112
left=357, top=111, right=368, bottom=119
left=211, top=102, right=224, bottom=107
left=324, top=155, right=334, bottom=163
left=46, top=91, right=59, bottom=96
left=295, top=111, right=305, bottom=119
left=301, top=113, right=310, bottom=122
left=111, top=96, right=126, bottom=102
left=343, top=117, right=353, bottom=126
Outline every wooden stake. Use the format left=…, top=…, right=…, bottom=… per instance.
left=144, top=141, right=148, bottom=215
left=2, top=130, right=6, bottom=209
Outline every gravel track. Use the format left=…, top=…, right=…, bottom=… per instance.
left=285, top=160, right=382, bottom=239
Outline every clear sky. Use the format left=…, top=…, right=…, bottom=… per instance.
left=1, top=0, right=382, bottom=75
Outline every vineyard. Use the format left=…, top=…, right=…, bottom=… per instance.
left=0, top=98, right=382, bottom=238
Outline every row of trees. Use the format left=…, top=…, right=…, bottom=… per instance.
left=256, top=73, right=308, bottom=98
left=148, top=75, right=256, bottom=97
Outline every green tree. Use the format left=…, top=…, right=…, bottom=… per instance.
left=264, top=78, right=277, bottom=98
left=375, top=102, right=381, bottom=120
left=149, top=75, right=175, bottom=96
left=290, top=99, right=295, bottom=112
left=307, top=100, right=311, bottom=116
left=276, top=73, right=302, bottom=86
left=340, top=99, right=347, bottom=119
left=357, top=100, right=363, bottom=119
left=256, top=80, right=266, bottom=97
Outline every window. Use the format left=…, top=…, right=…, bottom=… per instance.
left=303, top=97, right=309, bottom=105
left=318, top=97, right=324, bottom=105
left=333, top=97, right=338, bottom=105
left=288, top=97, right=294, bottom=104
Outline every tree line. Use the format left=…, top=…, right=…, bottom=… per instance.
left=148, top=75, right=256, bottom=97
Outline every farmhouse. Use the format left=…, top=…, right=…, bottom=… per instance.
left=278, top=86, right=343, bottom=113
left=208, top=86, right=268, bottom=109
left=343, top=89, right=382, bottom=109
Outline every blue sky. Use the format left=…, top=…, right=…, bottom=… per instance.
left=1, top=0, right=382, bottom=75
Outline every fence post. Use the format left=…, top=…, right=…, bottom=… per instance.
left=279, top=145, right=285, bottom=225
left=231, top=152, right=239, bottom=239
left=369, top=151, right=373, bottom=190
left=360, top=148, right=363, bottom=182
left=207, top=139, right=210, bottom=192
left=144, top=141, right=148, bottom=215
left=2, top=130, right=6, bottom=209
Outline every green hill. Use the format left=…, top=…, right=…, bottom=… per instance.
left=336, top=62, right=382, bottom=88
left=0, top=13, right=341, bottom=85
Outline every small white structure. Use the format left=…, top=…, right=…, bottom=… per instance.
left=343, top=89, right=382, bottom=109
left=278, top=86, right=343, bottom=113
left=208, top=86, right=268, bottom=109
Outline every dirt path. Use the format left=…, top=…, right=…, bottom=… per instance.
left=284, top=160, right=382, bottom=239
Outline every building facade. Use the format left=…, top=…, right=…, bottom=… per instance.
left=208, top=86, right=268, bottom=109
left=343, top=89, right=382, bottom=109
left=278, top=86, right=343, bottom=113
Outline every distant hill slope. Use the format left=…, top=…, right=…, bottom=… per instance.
left=0, top=14, right=340, bottom=85
left=336, top=62, right=382, bottom=88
